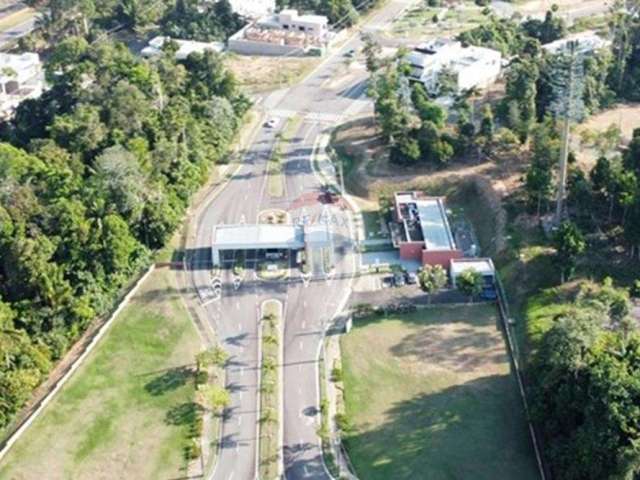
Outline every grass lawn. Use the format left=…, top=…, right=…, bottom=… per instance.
left=340, top=304, right=539, bottom=480
left=0, top=268, right=202, bottom=480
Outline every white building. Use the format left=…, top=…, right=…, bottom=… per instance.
left=211, top=223, right=331, bottom=266
left=229, top=0, right=275, bottom=19
left=141, top=36, right=225, bottom=60
left=407, top=39, right=502, bottom=95
left=0, top=52, right=45, bottom=119
left=271, top=9, right=328, bottom=38
left=542, top=31, right=611, bottom=56
left=450, top=258, right=496, bottom=288
left=228, top=9, right=331, bottom=56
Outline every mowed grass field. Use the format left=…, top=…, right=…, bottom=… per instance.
left=340, top=304, right=539, bottom=480
left=0, top=268, right=202, bottom=480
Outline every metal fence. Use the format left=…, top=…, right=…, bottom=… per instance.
left=495, top=272, right=548, bottom=480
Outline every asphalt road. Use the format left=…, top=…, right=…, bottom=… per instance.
left=187, top=2, right=412, bottom=479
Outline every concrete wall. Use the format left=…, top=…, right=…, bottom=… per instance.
left=421, top=249, right=463, bottom=268
left=228, top=36, right=306, bottom=56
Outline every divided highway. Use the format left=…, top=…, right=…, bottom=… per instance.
left=185, top=2, right=411, bottom=479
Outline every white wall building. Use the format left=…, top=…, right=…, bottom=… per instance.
left=229, top=0, right=275, bottom=19
left=407, top=39, right=502, bottom=95
left=0, top=52, right=45, bottom=119
left=542, top=31, right=611, bottom=56
left=141, top=36, right=225, bottom=60
left=228, top=9, right=331, bottom=56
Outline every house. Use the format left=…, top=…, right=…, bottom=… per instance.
left=391, top=192, right=463, bottom=268
left=0, top=52, right=45, bottom=119
left=141, top=36, right=225, bottom=60
left=406, top=38, right=502, bottom=95
left=228, top=9, right=330, bottom=56
left=542, top=31, right=611, bottom=56
left=228, top=0, right=275, bottom=19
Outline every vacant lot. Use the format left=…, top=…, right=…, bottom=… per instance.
left=225, top=54, right=320, bottom=93
left=340, top=304, right=539, bottom=480
left=0, top=268, right=202, bottom=480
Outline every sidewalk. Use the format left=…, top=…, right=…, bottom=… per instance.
left=324, top=330, right=358, bottom=480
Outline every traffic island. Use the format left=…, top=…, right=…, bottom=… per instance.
left=258, top=209, right=289, bottom=225
left=259, top=300, right=282, bottom=480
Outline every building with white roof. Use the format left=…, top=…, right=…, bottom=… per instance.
left=391, top=192, right=463, bottom=267
left=141, top=36, right=225, bottom=60
left=211, top=223, right=331, bottom=265
left=450, top=258, right=496, bottom=288
left=407, top=39, right=502, bottom=95
left=542, top=31, right=611, bottom=56
left=229, top=0, right=275, bottom=19
left=0, top=52, right=44, bottom=119
left=228, top=8, right=330, bottom=56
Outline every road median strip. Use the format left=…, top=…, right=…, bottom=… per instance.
left=259, top=300, right=282, bottom=479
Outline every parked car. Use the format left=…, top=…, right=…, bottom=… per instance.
left=382, top=276, right=394, bottom=288
left=344, top=49, right=355, bottom=58
left=264, top=118, right=278, bottom=128
left=480, top=287, right=498, bottom=301
left=405, top=272, right=418, bottom=285
left=393, top=272, right=406, bottom=287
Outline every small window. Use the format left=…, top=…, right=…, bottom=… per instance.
left=283, top=24, right=289, bottom=29
left=299, top=26, right=305, bottom=31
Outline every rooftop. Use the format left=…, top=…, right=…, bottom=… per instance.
left=450, top=258, right=495, bottom=277
left=141, top=36, right=224, bottom=60
left=213, top=224, right=304, bottom=249
left=395, top=192, right=456, bottom=251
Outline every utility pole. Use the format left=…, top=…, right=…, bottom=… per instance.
left=339, top=154, right=345, bottom=196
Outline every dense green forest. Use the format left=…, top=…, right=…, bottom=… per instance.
left=0, top=37, right=249, bottom=429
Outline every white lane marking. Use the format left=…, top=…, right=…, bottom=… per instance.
left=238, top=416, right=242, bottom=426
left=239, top=391, right=243, bottom=401
left=299, top=340, right=303, bottom=351
left=238, top=320, right=241, bottom=331
left=298, top=364, right=302, bottom=372
left=236, top=443, right=240, bottom=453
left=302, top=320, right=306, bottom=329
left=236, top=301, right=240, bottom=310
left=239, top=367, right=244, bottom=376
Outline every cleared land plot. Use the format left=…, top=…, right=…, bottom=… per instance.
left=390, top=4, right=485, bottom=39
left=225, top=54, right=320, bottom=93
left=0, top=268, right=202, bottom=480
left=340, top=304, right=539, bottom=480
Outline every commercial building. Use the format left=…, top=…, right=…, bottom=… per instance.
left=391, top=192, right=463, bottom=267
left=228, top=9, right=330, bottom=56
left=141, top=36, right=225, bottom=60
left=542, top=31, right=611, bottom=55
left=211, top=222, right=331, bottom=265
left=0, top=52, right=44, bottom=119
left=406, top=38, right=502, bottom=95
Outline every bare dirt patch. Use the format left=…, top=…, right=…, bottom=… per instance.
left=225, top=54, right=320, bottom=93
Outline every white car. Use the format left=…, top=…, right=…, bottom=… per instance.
left=264, top=118, right=278, bottom=128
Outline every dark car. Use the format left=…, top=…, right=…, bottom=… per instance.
left=393, top=272, right=406, bottom=287
left=480, top=287, right=498, bottom=301
left=405, top=272, right=418, bottom=285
